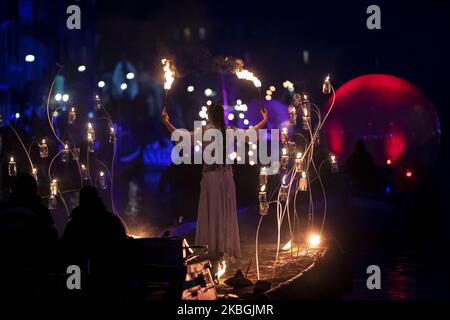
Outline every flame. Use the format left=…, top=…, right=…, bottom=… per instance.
left=216, top=260, right=227, bottom=280
left=309, top=234, right=321, bottom=248
left=236, top=68, right=261, bottom=88
left=282, top=240, right=292, bottom=250
left=161, top=58, right=175, bottom=90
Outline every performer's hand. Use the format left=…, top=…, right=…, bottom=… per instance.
left=260, top=106, right=268, bottom=120
left=161, top=107, right=169, bottom=122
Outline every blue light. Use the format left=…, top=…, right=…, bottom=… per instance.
left=15, top=113, right=20, bottom=119
left=385, top=185, right=391, bottom=194
left=87, top=112, right=94, bottom=119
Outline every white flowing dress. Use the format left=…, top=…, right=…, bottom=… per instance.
left=194, top=125, right=241, bottom=258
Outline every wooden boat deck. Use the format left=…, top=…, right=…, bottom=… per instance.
left=215, top=243, right=324, bottom=298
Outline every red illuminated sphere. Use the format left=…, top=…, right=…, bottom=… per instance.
left=323, top=74, right=440, bottom=185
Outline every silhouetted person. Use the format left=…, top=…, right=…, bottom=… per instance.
left=0, top=173, right=58, bottom=299
left=60, top=186, right=128, bottom=300
left=344, top=139, right=377, bottom=192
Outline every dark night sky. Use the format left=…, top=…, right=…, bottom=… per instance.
left=93, top=0, right=450, bottom=184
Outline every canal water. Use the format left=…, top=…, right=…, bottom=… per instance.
left=53, top=165, right=450, bottom=300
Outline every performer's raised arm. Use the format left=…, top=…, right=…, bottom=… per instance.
left=161, top=107, right=177, bottom=133
left=250, top=107, right=268, bottom=133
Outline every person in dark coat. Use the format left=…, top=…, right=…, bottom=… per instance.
left=0, top=173, right=58, bottom=299
left=344, top=139, right=377, bottom=192
left=60, top=186, right=128, bottom=299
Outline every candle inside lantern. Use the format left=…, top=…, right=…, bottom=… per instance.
left=8, top=156, right=17, bottom=176
left=259, top=166, right=268, bottom=186
left=299, top=171, right=308, bottom=191
left=293, top=93, right=302, bottom=107
left=39, top=139, right=49, bottom=158
left=289, top=106, right=297, bottom=125
left=302, top=93, right=311, bottom=112
left=87, top=123, right=95, bottom=153
left=95, top=95, right=102, bottom=110
left=50, top=179, right=58, bottom=196
left=279, top=175, right=288, bottom=201
left=330, top=154, right=339, bottom=173
left=98, top=171, right=107, bottom=190
left=259, top=184, right=268, bottom=216
left=68, top=107, right=76, bottom=124
left=48, top=179, right=58, bottom=210
left=288, top=141, right=296, bottom=155
left=281, top=127, right=288, bottom=145
left=295, top=152, right=303, bottom=173
left=61, top=143, right=70, bottom=163
left=302, top=106, right=310, bottom=130
left=87, top=122, right=95, bottom=139
left=109, top=126, right=117, bottom=144
left=322, top=75, right=331, bottom=94
left=281, top=147, right=289, bottom=169
left=81, top=164, right=89, bottom=181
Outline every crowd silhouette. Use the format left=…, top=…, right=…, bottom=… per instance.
left=0, top=175, right=130, bottom=302
left=0, top=140, right=389, bottom=302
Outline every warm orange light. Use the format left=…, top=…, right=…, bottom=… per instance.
left=161, top=58, right=175, bottom=90
left=236, top=68, right=261, bottom=87
left=282, top=240, right=292, bottom=250
left=216, top=260, right=227, bottom=280
left=309, top=234, right=321, bottom=248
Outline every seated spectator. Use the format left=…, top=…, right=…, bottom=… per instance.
left=0, top=173, right=58, bottom=299
left=60, top=186, right=128, bottom=300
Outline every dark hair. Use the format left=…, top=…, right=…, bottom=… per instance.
left=11, top=173, right=38, bottom=203
left=207, top=103, right=227, bottom=166
left=207, top=103, right=226, bottom=131
left=356, top=139, right=365, bottom=150
left=79, top=186, right=105, bottom=210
